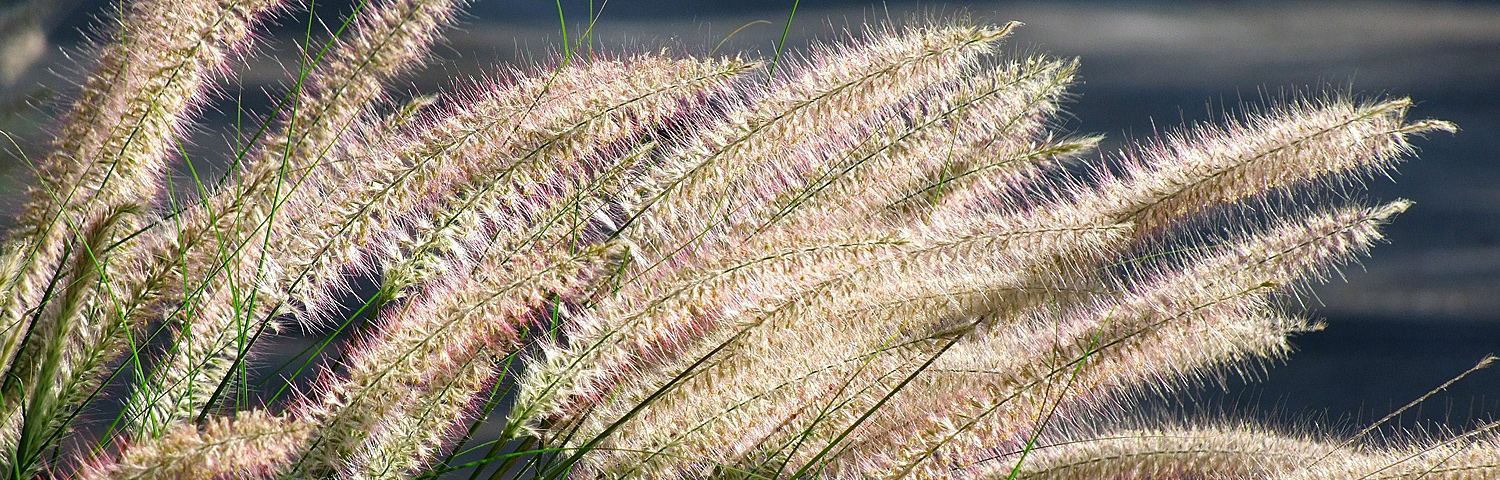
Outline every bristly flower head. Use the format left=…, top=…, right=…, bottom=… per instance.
left=0, top=1, right=1483, bottom=479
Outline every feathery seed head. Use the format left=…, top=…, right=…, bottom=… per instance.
left=1081, top=97, right=1442, bottom=237
left=77, top=411, right=308, bottom=480
left=1, top=2, right=1477, bottom=478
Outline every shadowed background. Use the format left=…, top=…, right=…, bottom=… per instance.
left=2, top=0, right=1498, bottom=438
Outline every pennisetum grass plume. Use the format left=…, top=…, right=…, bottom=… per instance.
left=0, top=2, right=1490, bottom=479
left=119, top=0, right=474, bottom=438
left=0, top=0, right=286, bottom=473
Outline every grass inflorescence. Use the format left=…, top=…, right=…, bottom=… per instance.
left=0, top=0, right=1492, bottom=479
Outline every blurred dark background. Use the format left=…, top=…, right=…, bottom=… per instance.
left=2, top=0, right=1498, bottom=436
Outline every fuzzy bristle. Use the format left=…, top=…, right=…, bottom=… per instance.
left=2, top=2, right=1483, bottom=479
